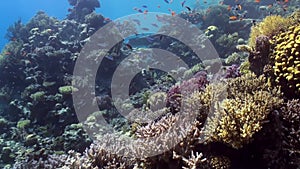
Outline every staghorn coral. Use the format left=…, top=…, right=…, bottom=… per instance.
left=205, top=73, right=283, bottom=149
left=208, top=155, right=231, bottom=169
left=173, top=151, right=208, bottom=169
left=271, top=24, right=300, bottom=97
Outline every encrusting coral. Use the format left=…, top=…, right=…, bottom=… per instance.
left=271, top=24, right=300, bottom=97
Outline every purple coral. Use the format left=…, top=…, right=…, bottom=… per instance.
left=167, top=71, right=209, bottom=112
left=224, top=64, right=241, bottom=79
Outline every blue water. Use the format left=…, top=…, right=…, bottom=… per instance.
left=0, top=0, right=218, bottom=51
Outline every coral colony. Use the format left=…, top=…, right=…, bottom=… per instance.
left=0, top=0, right=299, bottom=168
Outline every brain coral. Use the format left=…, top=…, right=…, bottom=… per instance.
left=271, top=24, right=300, bottom=97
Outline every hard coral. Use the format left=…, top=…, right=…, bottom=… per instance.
left=167, top=71, right=209, bottom=113
left=248, top=15, right=292, bottom=48
left=205, top=73, right=283, bottom=149
left=280, top=99, right=300, bottom=167
left=271, top=24, right=300, bottom=97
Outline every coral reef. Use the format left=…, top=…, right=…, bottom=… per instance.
left=0, top=0, right=300, bottom=168
left=243, top=11, right=300, bottom=98
left=67, top=0, right=101, bottom=22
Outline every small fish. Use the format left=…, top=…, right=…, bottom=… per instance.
left=132, top=19, right=141, bottom=25
left=252, top=19, right=257, bottom=26
left=171, top=11, right=176, bottom=16
left=267, top=4, right=273, bottom=9
left=104, top=18, right=111, bottom=21
left=105, top=55, right=114, bottom=61
left=138, top=9, right=143, bottom=13
left=144, top=10, right=148, bottom=14
left=146, top=36, right=155, bottom=42
left=141, top=27, right=150, bottom=31
left=151, top=23, right=159, bottom=27
left=125, top=43, right=133, bottom=50
left=4, top=51, right=11, bottom=55
left=142, top=5, right=148, bottom=8
left=164, top=0, right=169, bottom=4
left=159, top=35, right=164, bottom=40
left=255, top=0, right=260, bottom=3
left=185, top=6, right=192, bottom=11
left=227, top=5, right=231, bottom=11
left=229, top=16, right=238, bottom=20
left=181, top=0, right=186, bottom=7
left=237, top=4, right=242, bottom=11
left=157, top=5, right=161, bottom=8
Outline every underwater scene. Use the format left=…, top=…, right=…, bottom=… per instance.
left=0, top=0, right=300, bottom=168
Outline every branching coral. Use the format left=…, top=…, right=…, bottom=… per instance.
left=280, top=99, right=300, bottom=167
left=248, top=15, right=293, bottom=48
left=205, top=73, right=283, bottom=149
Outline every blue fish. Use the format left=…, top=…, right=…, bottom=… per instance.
left=164, top=0, right=169, bottom=4
left=142, top=5, right=148, bottom=8
left=181, top=0, right=186, bottom=7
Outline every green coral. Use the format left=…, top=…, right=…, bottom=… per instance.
left=29, top=91, right=45, bottom=102
left=16, top=119, right=30, bottom=129
left=58, top=86, right=78, bottom=95
left=271, top=24, right=300, bottom=97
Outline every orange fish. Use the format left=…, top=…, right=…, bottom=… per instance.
left=171, top=11, right=176, bottom=16
left=229, top=16, right=238, bottom=20
left=227, top=5, right=231, bottom=11
left=267, top=4, right=273, bottom=9
left=284, top=0, right=288, bottom=2
left=255, top=0, right=260, bottom=3
left=206, top=7, right=211, bottom=13
left=4, top=51, right=11, bottom=56
left=238, top=4, right=242, bottom=10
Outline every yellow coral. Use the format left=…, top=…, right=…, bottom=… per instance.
left=271, top=24, right=300, bottom=96
left=204, top=73, right=283, bottom=149
left=248, top=15, right=293, bottom=48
